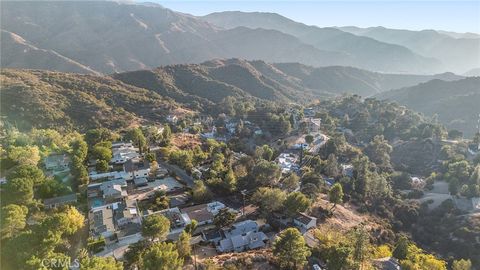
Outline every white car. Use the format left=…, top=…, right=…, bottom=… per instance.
left=312, top=264, right=323, bottom=270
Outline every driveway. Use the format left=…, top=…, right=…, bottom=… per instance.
left=158, top=161, right=194, bottom=188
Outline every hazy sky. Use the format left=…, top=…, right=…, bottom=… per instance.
left=153, top=1, right=480, bottom=33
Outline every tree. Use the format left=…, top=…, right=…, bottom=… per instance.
left=452, top=259, right=472, bottom=270
left=252, top=187, right=287, bottom=215
left=185, top=220, right=198, bottom=235
left=145, top=153, right=156, bottom=162
left=92, top=145, right=112, bottom=162
left=7, top=164, right=45, bottom=185
left=223, top=168, right=237, bottom=193
left=250, top=160, right=281, bottom=187
left=71, top=139, right=88, bottom=161
left=96, top=159, right=109, bottom=173
left=350, top=227, right=371, bottom=269
left=53, top=206, right=85, bottom=236
left=213, top=208, right=236, bottom=228
left=284, top=192, right=311, bottom=217
left=85, top=128, right=114, bottom=147
left=272, top=228, right=311, bottom=269
left=305, top=135, right=314, bottom=145
left=392, top=236, right=409, bottom=260
left=5, top=178, right=34, bottom=205
left=161, top=125, right=172, bottom=146
left=80, top=256, right=123, bottom=270
left=1, top=204, right=28, bottom=239
left=139, top=242, right=183, bottom=270
left=255, top=145, right=274, bottom=161
left=365, top=135, right=392, bottom=172
left=8, top=145, right=40, bottom=166
left=328, top=183, right=344, bottom=212
left=300, top=183, right=320, bottom=200
left=125, top=128, right=147, bottom=152
left=192, top=180, right=212, bottom=203
left=325, top=154, right=340, bottom=177
left=37, top=178, right=70, bottom=199
left=176, top=231, right=191, bottom=259
left=282, top=173, right=300, bottom=191
left=142, top=215, right=170, bottom=241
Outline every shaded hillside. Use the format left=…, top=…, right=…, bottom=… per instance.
left=0, top=69, right=178, bottom=131
left=114, top=59, right=465, bottom=102
left=339, top=26, right=480, bottom=74
left=0, top=30, right=98, bottom=75
left=202, top=11, right=441, bottom=74
left=273, top=63, right=463, bottom=96
left=0, top=1, right=350, bottom=74
left=112, top=59, right=318, bottom=105
left=377, top=77, right=480, bottom=136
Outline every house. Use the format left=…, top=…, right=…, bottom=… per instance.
left=113, top=199, right=141, bottom=227
left=134, top=177, right=148, bottom=187
left=181, top=201, right=226, bottom=226
left=87, top=179, right=127, bottom=207
left=44, top=154, right=70, bottom=171
left=89, top=204, right=116, bottom=238
left=89, top=170, right=132, bottom=182
left=276, top=152, right=299, bottom=174
left=145, top=207, right=191, bottom=239
left=89, top=200, right=141, bottom=240
left=372, top=257, right=401, bottom=270
left=217, top=220, right=268, bottom=253
left=111, top=142, right=139, bottom=164
left=44, top=194, right=77, bottom=209
left=124, top=157, right=150, bottom=179
left=293, top=213, right=317, bottom=233
left=202, top=228, right=223, bottom=245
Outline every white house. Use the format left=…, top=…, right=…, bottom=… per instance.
left=293, top=213, right=317, bottom=233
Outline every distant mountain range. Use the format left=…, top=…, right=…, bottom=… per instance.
left=338, top=26, right=480, bottom=75
left=202, top=11, right=442, bottom=74
left=2, top=1, right=470, bottom=74
left=376, top=77, right=480, bottom=136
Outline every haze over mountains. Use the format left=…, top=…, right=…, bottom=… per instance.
left=377, top=77, right=480, bottom=136
left=2, top=1, right=477, bottom=75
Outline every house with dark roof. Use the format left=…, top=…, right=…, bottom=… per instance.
left=44, top=194, right=77, bottom=209
left=181, top=201, right=226, bottom=225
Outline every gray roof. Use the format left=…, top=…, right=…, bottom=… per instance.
left=44, top=194, right=77, bottom=206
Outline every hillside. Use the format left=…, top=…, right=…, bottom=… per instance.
left=1, top=1, right=445, bottom=74
left=338, top=26, right=480, bottom=74
left=202, top=11, right=441, bottom=74
left=274, top=64, right=463, bottom=97
left=377, top=77, right=480, bottom=136
left=0, top=69, right=179, bottom=131
left=114, top=59, right=464, bottom=102
left=0, top=30, right=98, bottom=75
left=0, top=1, right=350, bottom=74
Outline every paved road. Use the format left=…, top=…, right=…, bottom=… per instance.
left=158, top=161, right=194, bottom=187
